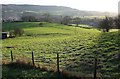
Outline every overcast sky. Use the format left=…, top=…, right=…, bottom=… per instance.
left=1, top=0, right=120, bottom=12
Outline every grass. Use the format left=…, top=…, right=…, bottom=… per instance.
left=2, top=60, right=58, bottom=78
left=2, top=22, right=40, bottom=31
left=2, top=22, right=120, bottom=78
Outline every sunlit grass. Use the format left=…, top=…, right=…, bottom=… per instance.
left=2, top=22, right=120, bottom=78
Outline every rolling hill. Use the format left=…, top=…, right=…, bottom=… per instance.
left=2, top=4, right=116, bottom=21
left=2, top=22, right=120, bottom=78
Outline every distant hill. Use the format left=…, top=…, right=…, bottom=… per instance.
left=2, top=4, right=117, bottom=20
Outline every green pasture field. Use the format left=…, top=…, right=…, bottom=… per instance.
left=2, top=22, right=120, bottom=78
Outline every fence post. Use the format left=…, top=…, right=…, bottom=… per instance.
left=57, top=53, right=60, bottom=78
left=32, top=51, right=35, bottom=66
left=94, top=57, right=97, bottom=79
left=11, top=50, right=13, bottom=62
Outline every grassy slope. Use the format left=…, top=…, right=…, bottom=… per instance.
left=2, top=22, right=120, bottom=78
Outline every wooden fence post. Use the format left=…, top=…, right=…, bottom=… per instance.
left=94, top=57, right=97, bottom=79
left=32, top=51, right=35, bottom=66
left=57, top=53, right=60, bottom=78
left=11, top=50, right=13, bottom=62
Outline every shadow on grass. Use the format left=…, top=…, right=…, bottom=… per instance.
left=62, top=30, right=120, bottom=78
left=92, top=30, right=120, bottom=78
left=2, top=59, right=97, bottom=79
left=2, top=29, right=120, bottom=79
left=2, top=59, right=58, bottom=79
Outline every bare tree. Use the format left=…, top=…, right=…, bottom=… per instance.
left=62, top=16, right=71, bottom=25
left=114, top=15, right=120, bottom=29
left=21, top=16, right=37, bottom=22
left=99, top=17, right=113, bottom=32
left=43, top=13, right=51, bottom=22
left=73, top=17, right=81, bottom=26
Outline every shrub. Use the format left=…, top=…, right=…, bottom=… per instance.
left=9, top=30, right=14, bottom=37
left=39, top=23, right=44, bottom=27
left=14, top=28, right=24, bottom=36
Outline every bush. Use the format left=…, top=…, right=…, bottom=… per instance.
left=68, top=24, right=73, bottom=26
left=14, top=28, right=24, bottom=36
left=39, top=23, right=44, bottom=27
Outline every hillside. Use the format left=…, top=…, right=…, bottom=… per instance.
left=2, top=4, right=116, bottom=20
left=2, top=22, right=120, bottom=78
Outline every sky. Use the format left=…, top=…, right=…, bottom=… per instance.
left=1, top=0, right=120, bottom=13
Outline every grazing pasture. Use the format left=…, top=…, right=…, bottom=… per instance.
left=2, top=22, right=120, bottom=78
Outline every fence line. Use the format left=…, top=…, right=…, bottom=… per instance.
left=57, top=53, right=60, bottom=78
left=10, top=50, right=13, bottom=62
left=8, top=50, right=98, bottom=78
left=94, top=57, right=97, bottom=79
left=32, top=51, right=35, bottom=66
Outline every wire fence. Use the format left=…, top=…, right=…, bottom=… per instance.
left=4, top=50, right=100, bottom=79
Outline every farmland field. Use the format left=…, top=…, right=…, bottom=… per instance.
left=2, top=22, right=120, bottom=78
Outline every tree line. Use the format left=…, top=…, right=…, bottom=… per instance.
left=3, top=13, right=120, bottom=33
left=20, top=14, right=120, bottom=33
